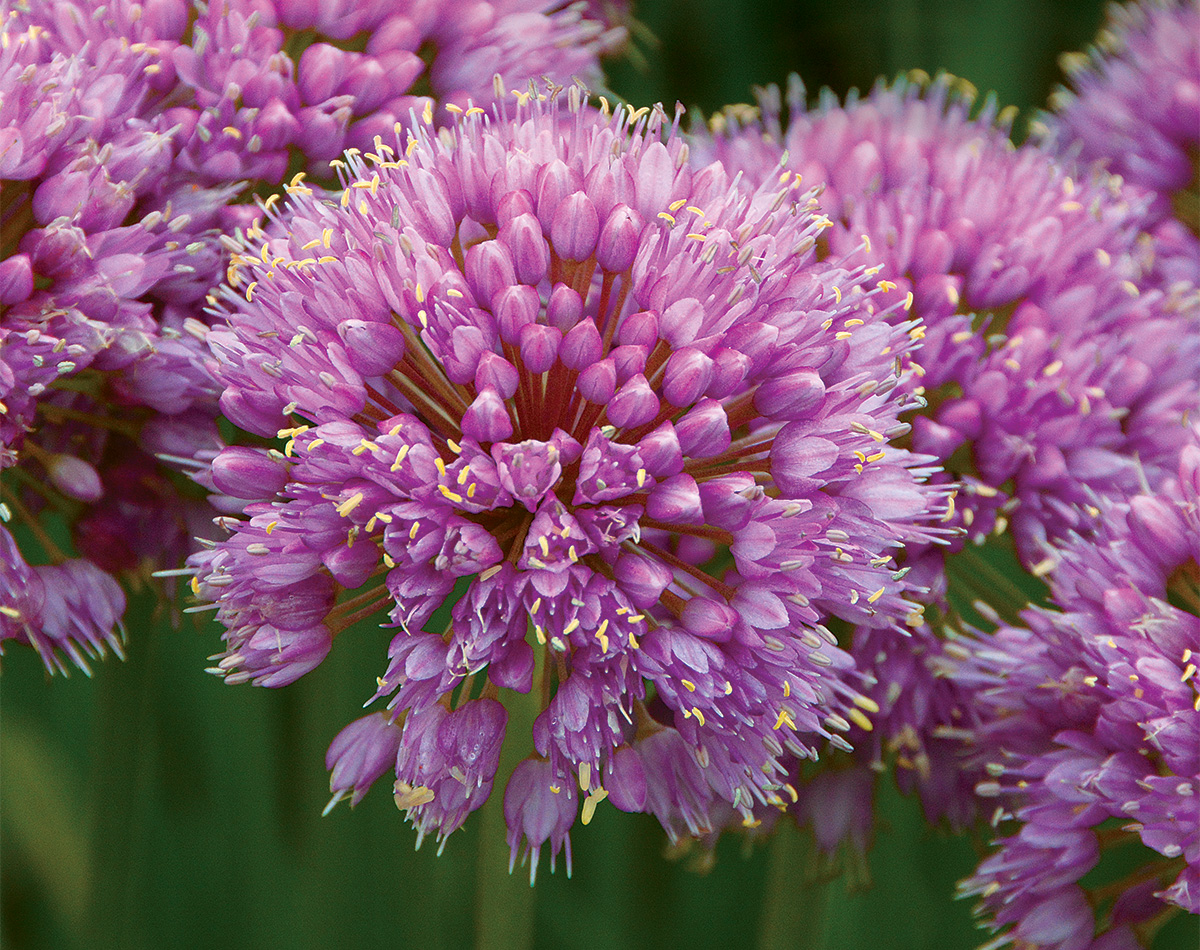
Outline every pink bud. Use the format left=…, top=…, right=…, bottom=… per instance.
left=680, top=596, right=738, bottom=641
left=211, top=446, right=291, bottom=500
left=577, top=359, right=617, bottom=403
left=638, top=422, right=683, bottom=478
left=615, top=552, right=675, bottom=607
left=753, top=369, right=826, bottom=420
left=547, top=284, right=583, bottom=332
left=662, top=347, right=715, bottom=407
left=501, top=213, right=549, bottom=285
left=607, top=374, right=660, bottom=428
left=550, top=191, right=599, bottom=261
left=338, top=319, right=405, bottom=377
left=475, top=352, right=520, bottom=399
left=46, top=454, right=104, bottom=503
left=646, top=473, right=703, bottom=524
left=496, top=285, right=541, bottom=343
left=596, top=204, right=642, bottom=273
left=617, top=310, right=659, bottom=348
left=519, top=323, right=562, bottom=374
left=674, top=399, right=731, bottom=457
left=465, top=240, right=516, bottom=308
left=560, top=318, right=603, bottom=370
left=461, top=387, right=514, bottom=443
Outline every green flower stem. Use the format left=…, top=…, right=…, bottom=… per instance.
left=0, top=715, right=92, bottom=930
left=471, top=641, right=546, bottom=950
left=757, top=823, right=830, bottom=950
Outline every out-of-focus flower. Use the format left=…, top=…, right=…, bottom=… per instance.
left=948, top=434, right=1200, bottom=949
left=1037, top=0, right=1200, bottom=288
left=189, top=88, right=949, bottom=873
left=692, top=72, right=1200, bottom=841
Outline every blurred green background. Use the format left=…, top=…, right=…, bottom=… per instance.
left=5, top=2, right=1198, bottom=949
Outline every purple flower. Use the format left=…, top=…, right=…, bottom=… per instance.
left=1, top=0, right=624, bottom=674
left=948, top=435, right=1200, bottom=947
left=1037, top=0, right=1200, bottom=287
left=0, top=525, right=126, bottom=676
left=190, top=90, right=948, bottom=870
left=324, top=712, right=405, bottom=814
left=692, top=72, right=1200, bottom=839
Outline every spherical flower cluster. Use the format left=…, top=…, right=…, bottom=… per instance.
left=0, top=0, right=621, bottom=672
left=948, top=435, right=1200, bottom=949
left=690, top=72, right=1200, bottom=840
left=191, top=90, right=950, bottom=873
left=1037, top=0, right=1200, bottom=288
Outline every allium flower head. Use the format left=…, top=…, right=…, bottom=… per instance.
left=1, top=0, right=622, bottom=672
left=1038, top=0, right=1200, bottom=286
left=948, top=434, right=1200, bottom=948
left=192, top=88, right=948, bottom=871
left=692, top=71, right=1200, bottom=839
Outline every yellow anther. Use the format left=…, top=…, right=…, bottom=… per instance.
left=563, top=618, right=581, bottom=636
left=848, top=708, right=873, bottom=732
left=335, top=492, right=364, bottom=517
left=669, top=198, right=688, bottom=212
left=783, top=681, right=791, bottom=698
left=580, top=788, right=608, bottom=825
left=867, top=587, right=886, bottom=604
left=457, top=466, right=470, bottom=485
left=300, top=238, right=322, bottom=250
left=854, top=694, right=880, bottom=714
left=409, top=521, right=420, bottom=540
left=657, top=212, right=676, bottom=225
left=190, top=575, right=201, bottom=596
left=773, top=709, right=795, bottom=731
left=681, top=679, right=696, bottom=692
left=903, top=291, right=914, bottom=310
left=438, top=485, right=464, bottom=503
left=636, top=469, right=646, bottom=488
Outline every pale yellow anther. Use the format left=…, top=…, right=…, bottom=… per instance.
left=669, top=198, right=688, bottom=212
left=439, top=485, right=464, bottom=503
left=580, top=788, right=608, bottom=826
left=903, top=291, right=914, bottom=310
left=447, top=288, right=464, bottom=298
left=657, top=211, right=676, bottom=226
left=410, top=521, right=420, bottom=540
left=422, top=101, right=434, bottom=124
left=300, top=238, right=322, bottom=250
left=854, top=694, right=880, bottom=714
left=457, top=466, right=470, bottom=485
left=867, top=587, right=886, bottom=604
left=563, top=618, right=581, bottom=636
left=773, top=709, right=795, bottom=731
left=692, top=707, right=706, bottom=726
left=848, top=708, right=873, bottom=732
left=1043, top=360, right=1064, bottom=377
left=636, top=469, right=647, bottom=488
left=681, top=679, right=696, bottom=692
left=335, top=492, right=364, bottom=517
